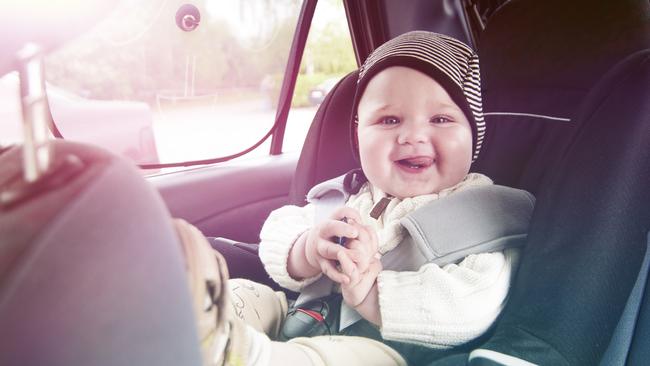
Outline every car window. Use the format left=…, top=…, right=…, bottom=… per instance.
left=41, top=0, right=304, bottom=168
left=0, top=72, right=23, bottom=149
left=0, top=0, right=355, bottom=171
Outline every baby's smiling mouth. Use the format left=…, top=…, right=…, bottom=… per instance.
left=395, top=156, right=434, bottom=170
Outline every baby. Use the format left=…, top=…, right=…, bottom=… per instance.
left=260, top=29, right=522, bottom=346
left=189, top=31, right=532, bottom=366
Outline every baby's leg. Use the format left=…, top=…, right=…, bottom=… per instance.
left=174, top=219, right=405, bottom=366
left=228, top=278, right=288, bottom=339
left=275, top=336, right=406, bottom=366
left=175, top=218, right=297, bottom=365
left=174, top=218, right=248, bottom=365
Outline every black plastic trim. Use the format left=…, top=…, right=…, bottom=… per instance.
left=270, top=0, right=318, bottom=155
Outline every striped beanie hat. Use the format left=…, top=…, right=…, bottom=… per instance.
left=352, top=31, right=486, bottom=162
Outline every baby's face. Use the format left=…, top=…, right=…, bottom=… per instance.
left=356, top=66, right=473, bottom=199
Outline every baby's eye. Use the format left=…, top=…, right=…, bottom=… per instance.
left=379, top=116, right=400, bottom=125
left=430, top=115, right=454, bottom=124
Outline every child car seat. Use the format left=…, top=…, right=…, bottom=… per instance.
left=613, top=234, right=650, bottom=365
left=283, top=1, right=649, bottom=365
left=0, top=141, right=202, bottom=366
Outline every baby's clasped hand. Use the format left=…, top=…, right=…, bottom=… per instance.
left=335, top=218, right=379, bottom=284
left=303, top=206, right=362, bottom=284
left=333, top=219, right=381, bottom=310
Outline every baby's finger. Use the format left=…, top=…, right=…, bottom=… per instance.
left=330, top=206, right=363, bottom=224
left=367, top=224, right=379, bottom=254
left=349, top=224, right=378, bottom=256
left=319, top=220, right=358, bottom=243
left=319, top=258, right=349, bottom=284
left=345, top=219, right=370, bottom=242
left=337, top=251, right=359, bottom=286
left=316, top=238, right=345, bottom=260
left=343, top=239, right=372, bottom=271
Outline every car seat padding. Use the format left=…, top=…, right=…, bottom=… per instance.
left=478, top=49, right=650, bottom=366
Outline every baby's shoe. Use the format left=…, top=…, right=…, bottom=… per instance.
left=173, top=219, right=249, bottom=366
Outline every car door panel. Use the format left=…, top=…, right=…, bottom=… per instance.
left=150, top=152, right=299, bottom=244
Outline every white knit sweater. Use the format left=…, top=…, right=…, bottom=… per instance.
left=259, top=173, right=520, bottom=348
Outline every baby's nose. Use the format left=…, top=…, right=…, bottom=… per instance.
left=397, top=123, right=428, bottom=145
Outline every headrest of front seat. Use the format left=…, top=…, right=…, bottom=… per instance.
left=0, top=141, right=202, bottom=366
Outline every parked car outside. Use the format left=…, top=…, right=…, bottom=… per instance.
left=308, top=77, right=339, bottom=106
left=0, top=73, right=159, bottom=165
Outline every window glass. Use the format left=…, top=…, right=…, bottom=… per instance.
left=0, top=72, right=23, bottom=148
left=284, top=0, right=356, bottom=153
left=42, top=0, right=303, bottom=166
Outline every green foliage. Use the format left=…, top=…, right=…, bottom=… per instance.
left=307, top=22, right=357, bottom=75
left=288, top=0, right=357, bottom=107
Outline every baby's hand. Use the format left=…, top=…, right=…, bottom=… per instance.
left=333, top=221, right=382, bottom=311
left=340, top=220, right=379, bottom=278
left=304, top=206, right=362, bottom=284
left=337, top=253, right=382, bottom=308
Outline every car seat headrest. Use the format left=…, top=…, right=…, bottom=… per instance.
left=471, top=0, right=650, bottom=194
left=289, top=71, right=360, bottom=206
left=479, top=0, right=650, bottom=121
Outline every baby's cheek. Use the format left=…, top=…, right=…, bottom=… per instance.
left=443, top=133, right=473, bottom=162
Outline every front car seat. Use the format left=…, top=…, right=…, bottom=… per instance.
left=0, top=141, right=202, bottom=366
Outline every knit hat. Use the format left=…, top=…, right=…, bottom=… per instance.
left=352, top=31, right=486, bottom=162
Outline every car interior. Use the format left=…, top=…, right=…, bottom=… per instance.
left=1, top=0, right=649, bottom=365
